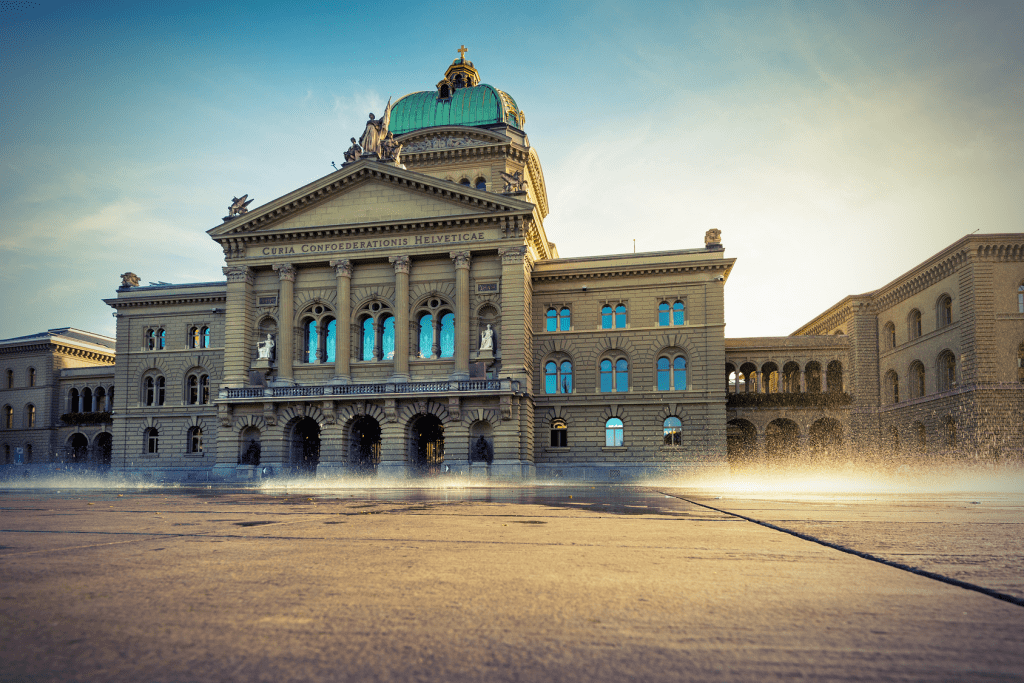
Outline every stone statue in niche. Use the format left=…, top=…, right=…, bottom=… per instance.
left=342, top=138, right=362, bottom=163
left=119, top=272, right=140, bottom=288
left=480, top=324, right=494, bottom=351
left=257, top=334, right=275, bottom=360
left=471, top=436, right=493, bottom=463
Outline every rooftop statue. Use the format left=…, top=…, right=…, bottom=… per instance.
left=227, top=194, right=254, bottom=218
left=500, top=170, right=528, bottom=194
left=119, top=272, right=140, bottom=288
left=358, top=98, right=392, bottom=158
left=380, top=132, right=403, bottom=165
left=342, top=137, right=362, bottom=163
left=705, top=228, right=722, bottom=246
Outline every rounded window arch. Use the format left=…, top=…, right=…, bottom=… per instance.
left=459, top=177, right=471, bottom=186
left=69, top=388, right=80, bottom=413
left=3, top=405, right=12, bottom=429
left=82, top=387, right=93, bottom=412
left=550, top=419, right=568, bottom=448
left=659, top=300, right=685, bottom=326
left=909, top=361, right=926, bottom=399
left=356, top=300, right=394, bottom=362
left=145, top=428, right=159, bottom=454
left=663, top=416, right=682, bottom=446
left=937, top=350, right=957, bottom=391
left=187, top=426, right=203, bottom=454
left=25, top=404, right=35, bottom=428
left=883, top=321, right=896, bottom=350
left=186, top=370, right=210, bottom=405
left=600, top=354, right=629, bottom=393
left=94, top=386, right=107, bottom=412
left=908, top=309, right=922, bottom=340
left=474, top=177, right=487, bottom=191
left=143, top=373, right=165, bottom=406
left=27, top=367, right=35, bottom=387
left=657, top=353, right=687, bottom=391
left=936, top=295, right=952, bottom=328
left=300, top=303, right=336, bottom=364
left=605, top=418, right=624, bottom=447
left=1018, top=282, right=1024, bottom=314
left=5, top=369, right=12, bottom=389
left=543, top=356, right=573, bottom=394
left=885, top=370, right=900, bottom=404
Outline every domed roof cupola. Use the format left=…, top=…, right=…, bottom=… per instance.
left=437, top=45, right=480, bottom=98
left=389, top=46, right=527, bottom=135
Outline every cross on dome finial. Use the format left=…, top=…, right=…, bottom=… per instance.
left=457, top=45, right=468, bottom=60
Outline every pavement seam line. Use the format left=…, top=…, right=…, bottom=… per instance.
left=660, top=491, right=1024, bottom=609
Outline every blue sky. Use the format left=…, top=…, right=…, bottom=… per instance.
left=2, top=0, right=1021, bottom=339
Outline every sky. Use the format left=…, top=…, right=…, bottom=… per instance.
left=1, top=0, right=1021, bottom=340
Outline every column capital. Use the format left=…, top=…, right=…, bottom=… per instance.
left=389, top=255, right=410, bottom=274
left=450, top=250, right=471, bottom=269
left=498, top=245, right=530, bottom=265
left=222, top=265, right=254, bottom=285
left=272, top=263, right=296, bottom=282
left=330, top=259, right=353, bottom=278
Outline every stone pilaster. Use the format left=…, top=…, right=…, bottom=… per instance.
left=450, top=250, right=471, bottom=380
left=272, top=263, right=296, bottom=385
left=221, top=265, right=254, bottom=388
left=847, top=297, right=880, bottom=453
left=498, top=245, right=533, bottom=390
left=330, top=259, right=352, bottom=383
left=389, top=255, right=410, bottom=382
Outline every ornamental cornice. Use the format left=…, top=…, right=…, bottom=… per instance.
left=531, top=262, right=731, bottom=282
left=53, top=344, right=116, bottom=364
left=873, top=249, right=967, bottom=313
left=105, top=293, right=226, bottom=309
left=794, top=305, right=851, bottom=336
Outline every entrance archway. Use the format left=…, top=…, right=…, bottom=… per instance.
left=291, top=418, right=320, bottom=475
left=95, top=433, right=112, bottom=468
left=764, top=419, right=799, bottom=462
left=69, top=433, right=89, bottom=464
left=410, top=414, right=444, bottom=475
left=350, top=417, right=382, bottom=473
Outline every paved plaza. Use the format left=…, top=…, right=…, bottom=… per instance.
left=1, top=478, right=1022, bottom=682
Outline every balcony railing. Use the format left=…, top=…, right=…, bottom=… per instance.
left=220, top=378, right=520, bottom=401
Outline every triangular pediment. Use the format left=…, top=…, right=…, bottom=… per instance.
left=209, top=159, right=533, bottom=238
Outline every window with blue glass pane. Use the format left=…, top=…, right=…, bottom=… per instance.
left=658, top=302, right=670, bottom=326
left=674, top=356, right=686, bottom=390
left=615, top=359, right=628, bottom=392
left=600, top=359, right=613, bottom=392
left=381, top=316, right=395, bottom=360
left=419, top=314, right=434, bottom=358
left=615, top=304, right=626, bottom=329
left=202, top=326, right=210, bottom=348
left=546, top=309, right=557, bottom=332
left=325, top=320, right=336, bottom=363
left=559, top=307, right=571, bottom=331
left=439, top=313, right=455, bottom=358
left=305, top=319, right=318, bottom=363
left=545, top=362, right=557, bottom=394
left=361, top=318, right=374, bottom=361
left=605, top=418, right=624, bottom=447
left=560, top=361, right=573, bottom=393
left=601, top=306, right=613, bottom=329
left=657, top=357, right=671, bottom=390
left=663, top=417, right=682, bottom=446
left=673, top=301, right=685, bottom=325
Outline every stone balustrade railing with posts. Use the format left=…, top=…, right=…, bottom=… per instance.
left=219, top=378, right=521, bottom=401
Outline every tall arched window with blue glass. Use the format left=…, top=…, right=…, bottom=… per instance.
left=301, top=304, right=336, bottom=363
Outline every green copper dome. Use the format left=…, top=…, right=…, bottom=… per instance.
left=389, top=84, right=525, bottom=135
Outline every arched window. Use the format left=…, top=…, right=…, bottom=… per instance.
left=601, top=305, right=613, bottom=329
left=188, top=427, right=203, bottom=454
left=26, top=405, right=35, bottom=428
left=546, top=308, right=557, bottom=332
left=883, top=322, right=896, bottom=350
left=544, top=360, right=573, bottom=394
left=146, top=428, right=159, bottom=454
left=663, top=416, right=682, bottom=446
left=826, top=361, right=843, bottom=393
left=144, top=376, right=165, bottom=406
left=673, top=301, right=685, bottom=325
left=301, top=305, right=335, bottom=364
left=190, top=326, right=201, bottom=349
left=418, top=313, right=434, bottom=358
left=657, top=355, right=687, bottom=391
left=474, top=177, right=486, bottom=191
left=910, top=361, right=925, bottom=399
left=438, top=313, right=454, bottom=358
left=82, top=387, right=93, bottom=412
left=202, top=326, right=211, bottom=348
left=600, top=357, right=629, bottom=393
left=187, top=373, right=210, bottom=405
left=937, top=351, right=956, bottom=391
left=937, top=295, right=952, bottom=328
left=559, top=307, right=571, bottom=331
left=325, top=319, right=336, bottom=363
left=942, top=415, right=956, bottom=447
left=550, top=419, right=568, bottom=448
left=157, top=329, right=166, bottom=350
left=381, top=315, right=396, bottom=360
left=1019, top=283, right=1024, bottom=314
left=146, top=329, right=156, bottom=350
left=361, top=317, right=375, bottom=361
left=304, top=318, right=318, bottom=363
left=5, top=369, right=11, bottom=389
left=459, top=178, right=471, bottom=186
left=70, top=388, right=80, bottom=413
left=909, top=310, right=922, bottom=340
left=658, top=302, right=670, bottom=326
left=885, top=371, right=900, bottom=404
left=95, top=387, right=106, bottom=412
left=3, top=406, right=11, bottom=429
left=28, top=368, right=35, bottom=387
left=605, top=418, right=624, bottom=447
left=615, top=304, right=626, bottom=328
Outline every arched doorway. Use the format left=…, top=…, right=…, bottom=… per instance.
left=470, top=420, right=494, bottom=464
left=95, top=433, right=112, bottom=468
left=291, top=418, right=320, bottom=475
left=726, top=419, right=757, bottom=465
left=410, top=414, right=444, bottom=475
left=69, top=433, right=89, bottom=464
left=808, top=418, right=844, bottom=457
left=764, top=419, right=799, bottom=462
left=350, top=417, right=382, bottom=473
left=239, top=427, right=261, bottom=466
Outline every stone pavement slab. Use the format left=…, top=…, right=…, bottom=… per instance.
left=0, top=486, right=1022, bottom=683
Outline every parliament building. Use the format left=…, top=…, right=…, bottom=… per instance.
left=2, top=52, right=1023, bottom=480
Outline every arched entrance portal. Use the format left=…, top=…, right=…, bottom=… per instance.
left=69, top=433, right=89, bottom=464
left=410, top=414, right=444, bottom=475
left=350, top=417, right=382, bottom=473
left=764, top=419, right=799, bottom=462
left=291, top=418, right=320, bottom=475
left=95, top=433, right=112, bottom=468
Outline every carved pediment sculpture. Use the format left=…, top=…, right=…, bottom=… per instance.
left=119, top=272, right=140, bottom=288
left=380, top=132, right=403, bottom=165
left=402, top=135, right=488, bottom=153
left=500, top=170, right=528, bottom=194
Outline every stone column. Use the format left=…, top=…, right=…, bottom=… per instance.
left=450, top=250, right=471, bottom=380
left=272, top=263, right=296, bottom=385
left=220, top=265, right=253, bottom=388
left=389, top=255, right=410, bottom=382
left=799, top=369, right=806, bottom=393
left=330, top=259, right=352, bottom=384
